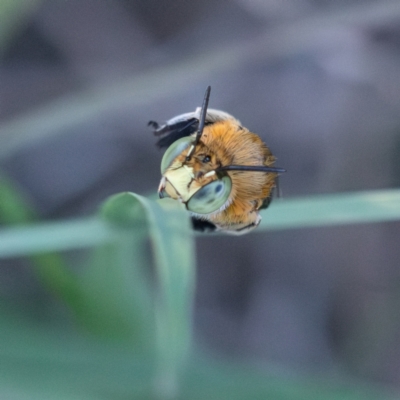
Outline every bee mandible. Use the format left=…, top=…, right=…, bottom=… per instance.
left=149, top=86, right=285, bottom=234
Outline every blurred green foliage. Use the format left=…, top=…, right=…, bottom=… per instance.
left=0, top=0, right=44, bottom=55
left=0, top=175, right=399, bottom=399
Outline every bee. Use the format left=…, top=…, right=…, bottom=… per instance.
left=149, top=86, right=285, bottom=234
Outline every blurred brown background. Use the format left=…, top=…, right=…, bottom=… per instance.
left=1, top=0, right=400, bottom=390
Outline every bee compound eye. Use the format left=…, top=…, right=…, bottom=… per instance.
left=186, top=176, right=232, bottom=214
left=160, top=137, right=194, bottom=174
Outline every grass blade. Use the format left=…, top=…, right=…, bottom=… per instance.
left=260, top=189, right=400, bottom=231
left=102, top=193, right=195, bottom=398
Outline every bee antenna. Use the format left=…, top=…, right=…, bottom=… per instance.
left=186, top=86, right=211, bottom=161
left=216, top=165, right=286, bottom=173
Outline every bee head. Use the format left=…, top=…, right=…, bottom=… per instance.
left=158, top=86, right=286, bottom=217
left=159, top=136, right=233, bottom=215
left=158, top=87, right=234, bottom=214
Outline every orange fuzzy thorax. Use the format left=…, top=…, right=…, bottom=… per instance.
left=172, top=119, right=277, bottom=230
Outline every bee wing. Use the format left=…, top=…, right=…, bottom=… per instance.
left=200, top=108, right=240, bottom=125
left=150, top=116, right=198, bottom=148
left=149, top=108, right=239, bottom=148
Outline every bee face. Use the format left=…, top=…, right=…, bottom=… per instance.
left=159, top=135, right=233, bottom=215
left=174, top=141, right=220, bottom=180
left=151, top=87, right=285, bottom=234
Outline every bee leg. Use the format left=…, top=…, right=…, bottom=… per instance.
left=236, top=222, right=257, bottom=231
left=259, top=196, right=272, bottom=210
left=148, top=120, right=160, bottom=130
left=259, top=185, right=278, bottom=210
left=191, top=218, right=217, bottom=233
left=232, top=221, right=259, bottom=234
left=158, top=177, right=166, bottom=198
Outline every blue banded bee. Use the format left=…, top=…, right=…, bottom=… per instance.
left=149, top=86, right=285, bottom=234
